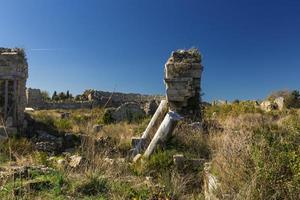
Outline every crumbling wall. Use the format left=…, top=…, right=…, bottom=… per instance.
left=26, top=88, right=44, bottom=108
left=0, top=48, right=28, bottom=127
left=164, top=49, right=203, bottom=119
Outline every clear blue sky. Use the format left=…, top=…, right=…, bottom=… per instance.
left=0, top=0, right=300, bottom=101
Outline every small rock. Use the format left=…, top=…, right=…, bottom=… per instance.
left=173, top=154, right=185, bottom=169
left=69, top=155, right=83, bottom=168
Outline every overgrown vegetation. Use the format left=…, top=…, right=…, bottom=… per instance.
left=208, top=103, right=300, bottom=199
left=2, top=99, right=300, bottom=199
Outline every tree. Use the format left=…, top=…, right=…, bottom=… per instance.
left=66, top=90, right=70, bottom=99
left=52, top=91, right=59, bottom=101
left=286, top=90, right=300, bottom=108
left=41, top=90, right=50, bottom=101
left=58, top=92, right=67, bottom=101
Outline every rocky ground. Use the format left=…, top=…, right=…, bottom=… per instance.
left=1, top=99, right=300, bottom=199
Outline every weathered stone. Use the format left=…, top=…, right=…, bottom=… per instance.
left=260, top=100, right=277, bottom=112
left=164, top=49, right=203, bottom=119
left=204, top=162, right=219, bottom=200
left=26, top=88, right=44, bottom=108
left=69, top=155, right=83, bottom=168
left=144, top=112, right=183, bottom=158
left=131, top=137, right=146, bottom=149
left=144, top=100, right=158, bottom=116
left=274, top=97, right=285, bottom=110
left=173, top=154, right=185, bottom=169
left=0, top=48, right=28, bottom=128
left=35, top=130, right=63, bottom=154
left=111, top=102, right=146, bottom=122
left=130, top=100, right=168, bottom=158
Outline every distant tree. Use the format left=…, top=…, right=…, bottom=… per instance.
left=52, top=91, right=59, bottom=101
left=286, top=90, right=300, bottom=108
left=233, top=99, right=240, bottom=104
left=41, top=90, right=50, bottom=101
left=75, top=95, right=82, bottom=101
left=58, top=92, right=67, bottom=101
left=66, top=90, right=70, bottom=99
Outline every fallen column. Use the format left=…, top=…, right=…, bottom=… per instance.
left=131, top=100, right=168, bottom=157
left=143, top=111, right=182, bottom=158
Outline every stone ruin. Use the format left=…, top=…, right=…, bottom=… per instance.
left=131, top=48, right=203, bottom=159
left=26, top=88, right=43, bottom=108
left=0, top=48, right=28, bottom=128
left=164, top=49, right=203, bottom=119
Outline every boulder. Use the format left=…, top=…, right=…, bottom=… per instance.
left=35, top=131, right=63, bottom=154
left=111, top=102, right=145, bottom=122
left=260, top=100, right=277, bottom=112
left=274, top=97, right=285, bottom=110
left=144, top=100, right=158, bottom=116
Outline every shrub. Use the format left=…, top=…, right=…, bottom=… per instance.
left=54, top=119, right=72, bottom=131
left=77, top=175, right=109, bottom=197
left=101, top=109, right=115, bottom=124
left=205, top=101, right=262, bottom=119
left=251, top=125, right=300, bottom=199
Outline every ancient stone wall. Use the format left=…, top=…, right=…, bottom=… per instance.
left=0, top=48, right=28, bottom=127
left=164, top=49, right=203, bottom=119
left=26, top=88, right=44, bottom=108
left=85, top=90, right=164, bottom=107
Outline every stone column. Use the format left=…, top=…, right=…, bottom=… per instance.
left=13, top=79, right=17, bottom=126
left=164, top=49, right=203, bottom=120
left=4, top=80, right=8, bottom=120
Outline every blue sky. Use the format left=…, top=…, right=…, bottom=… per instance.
left=0, top=0, right=300, bottom=101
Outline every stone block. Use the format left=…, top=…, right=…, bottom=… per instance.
left=131, top=137, right=146, bottom=148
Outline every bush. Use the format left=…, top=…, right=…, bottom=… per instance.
left=54, top=119, right=72, bottom=131
left=251, top=124, right=300, bottom=199
left=101, top=109, right=115, bottom=124
left=205, top=101, right=262, bottom=119
left=77, top=175, right=109, bottom=197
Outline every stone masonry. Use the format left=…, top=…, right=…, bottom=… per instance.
left=0, top=48, right=28, bottom=127
left=26, top=88, right=43, bottom=108
left=164, top=49, right=203, bottom=118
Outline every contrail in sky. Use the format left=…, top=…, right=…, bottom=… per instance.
left=30, top=48, right=58, bottom=51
